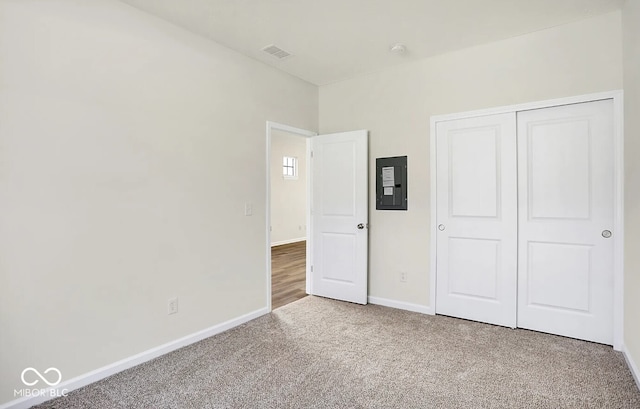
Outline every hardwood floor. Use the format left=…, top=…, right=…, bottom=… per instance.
left=271, top=241, right=307, bottom=310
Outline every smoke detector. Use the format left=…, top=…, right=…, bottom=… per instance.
left=262, top=44, right=292, bottom=60
left=390, top=43, right=407, bottom=54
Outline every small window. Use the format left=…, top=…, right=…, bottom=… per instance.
left=282, top=156, right=298, bottom=180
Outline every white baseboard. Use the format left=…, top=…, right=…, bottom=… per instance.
left=368, top=296, right=433, bottom=315
left=0, top=307, right=269, bottom=409
left=622, top=345, right=640, bottom=391
left=271, top=237, right=306, bottom=247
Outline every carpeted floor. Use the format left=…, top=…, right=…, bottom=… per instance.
left=34, top=296, right=640, bottom=408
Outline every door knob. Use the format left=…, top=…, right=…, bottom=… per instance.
left=357, top=223, right=365, bottom=230
left=602, top=230, right=612, bottom=238
left=438, top=224, right=445, bottom=231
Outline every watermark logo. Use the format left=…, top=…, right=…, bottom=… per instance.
left=21, top=368, right=62, bottom=386
left=14, top=367, right=68, bottom=398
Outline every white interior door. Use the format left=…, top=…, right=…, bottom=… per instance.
left=435, top=113, right=518, bottom=327
left=517, top=100, right=614, bottom=344
left=311, top=130, right=368, bottom=304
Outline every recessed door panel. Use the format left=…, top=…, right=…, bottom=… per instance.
left=436, top=113, right=517, bottom=328
left=448, top=238, right=500, bottom=300
left=321, top=233, right=356, bottom=283
left=527, top=242, right=591, bottom=312
left=449, top=128, right=499, bottom=218
left=529, top=120, right=591, bottom=220
left=321, top=141, right=356, bottom=216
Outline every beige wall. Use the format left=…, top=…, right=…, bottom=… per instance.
left=0, top=0, right=317, bottom=404
left=319, top=11, right=623, bottom=307
left=623, top=0, right=640, bottom=376
left=270, top=130, right=307, bottom=245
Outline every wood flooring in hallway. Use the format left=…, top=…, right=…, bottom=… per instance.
left=271, top=241, right=307, bottom=310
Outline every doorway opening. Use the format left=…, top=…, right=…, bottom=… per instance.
left=266, top=122, right=316, bottom=311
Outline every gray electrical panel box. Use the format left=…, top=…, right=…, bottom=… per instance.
left=376, top=156, right=407, bottom=210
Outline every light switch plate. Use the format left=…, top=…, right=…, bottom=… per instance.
left=168, top=297, right=178, bottom=315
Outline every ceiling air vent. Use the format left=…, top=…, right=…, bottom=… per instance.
left=262, top=44, right=292, bottom=60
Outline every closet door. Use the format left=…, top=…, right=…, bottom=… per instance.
left=517, top=100, right=614, bottom=345
left=435, top=113, right=518, bottom=328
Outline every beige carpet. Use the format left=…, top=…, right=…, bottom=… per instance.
left=35, top=296, right=640, bottom=408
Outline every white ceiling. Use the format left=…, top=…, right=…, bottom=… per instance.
left=119, top=0, right=624, bottom=85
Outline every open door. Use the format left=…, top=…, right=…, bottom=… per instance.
left=310, top=130, right=368, bottom=304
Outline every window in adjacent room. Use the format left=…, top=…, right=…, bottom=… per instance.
left=283, top=156, right=298, bottom=180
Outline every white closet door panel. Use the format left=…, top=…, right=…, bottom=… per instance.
left=436, top=113, right=518, bottom=328
left=517, top=100, right=614, bottom=345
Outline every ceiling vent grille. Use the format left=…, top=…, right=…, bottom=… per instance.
left=262, top=44, right=292, bottom=60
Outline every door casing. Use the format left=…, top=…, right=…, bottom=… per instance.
left=429, top=90, right=625, bottom=350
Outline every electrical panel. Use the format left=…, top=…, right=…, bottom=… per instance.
left=376, top=156, right=407, bottom=210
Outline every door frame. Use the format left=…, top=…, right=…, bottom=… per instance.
left=429, top=90, right=625, bottom=350
left=266, top=121, right=317, bottom=312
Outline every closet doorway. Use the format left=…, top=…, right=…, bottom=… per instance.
left=430, top=92, right=623, bottom=347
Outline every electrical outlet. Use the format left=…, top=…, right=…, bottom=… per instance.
left=168, top=297, right=178, bottom=315
left=244, top=203, right=253, bottom=216
left=400, top=272, right=408, bottom=283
